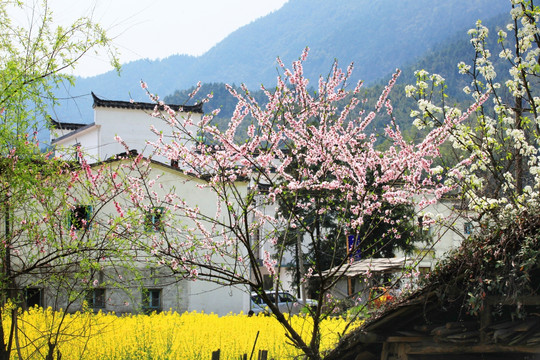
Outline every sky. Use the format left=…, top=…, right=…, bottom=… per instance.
left=18, top=0, right=289, bottom=78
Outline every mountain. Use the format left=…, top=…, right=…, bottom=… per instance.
left=51, top=0, right=509, bottom=126
left=164, top=10, right=512, bottom=145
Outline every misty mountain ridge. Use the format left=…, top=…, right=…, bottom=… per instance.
left=51, top=0, right=509, bottom=126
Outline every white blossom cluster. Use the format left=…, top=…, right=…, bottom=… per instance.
left=406, top=2, right=540, bottom=224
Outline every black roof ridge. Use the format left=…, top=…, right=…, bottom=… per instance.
left=50, top=118, right=88, bottom=131
left=91, top=92, right=203, bottom=113
left=51, top=123, right=97, bottom=144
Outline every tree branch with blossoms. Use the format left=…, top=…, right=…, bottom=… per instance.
left=138, top=48, right=484, bottom=360
left=406, top=1, right=540, bottom=226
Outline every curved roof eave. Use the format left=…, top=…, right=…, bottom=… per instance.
left=91, top=92, right=204, bottom=114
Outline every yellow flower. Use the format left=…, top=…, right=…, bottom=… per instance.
left=6, top=308, right=361, bottom=359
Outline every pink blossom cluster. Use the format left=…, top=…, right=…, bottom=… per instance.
left=136, top=49, right=488, bottom=292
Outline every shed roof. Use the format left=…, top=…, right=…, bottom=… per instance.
left=50, top=123, right=97, bottom=144
left=325, top=214, right=540, bottom=360
left=322, top=257, right=411, bottom=277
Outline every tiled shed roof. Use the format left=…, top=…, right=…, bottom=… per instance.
left=50, top=119, right=87, bottom=131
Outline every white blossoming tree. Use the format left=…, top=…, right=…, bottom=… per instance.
left=399, top=0, right=540, bottom=326
left=406, top=0, right=540, bottom=225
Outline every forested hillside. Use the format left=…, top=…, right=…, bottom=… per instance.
left=197, top=0, right=506, bottom=86
left=164, top=10, right=512, bottom=144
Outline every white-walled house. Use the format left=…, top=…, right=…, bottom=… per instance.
left=409, top=196, right=472, bottom=270
left=47, top=92, right=473, bottom=315
left=51, top=93, right=203, bottom=165
left=16, top=160, right=252, bottom=316
left=100, top=160, right=252, bottom=316
left=47, top=94, right=256, bottom=316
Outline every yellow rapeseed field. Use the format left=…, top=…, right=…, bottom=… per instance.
left=7, top=307, right=361, bottom=359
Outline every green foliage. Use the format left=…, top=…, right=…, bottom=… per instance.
left=429, top=214, right=540, bottom=319
left=0, top=0, right=118, bottom=149
left=0, top=2, right=126, bottom=358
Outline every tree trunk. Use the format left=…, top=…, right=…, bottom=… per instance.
left=0, top=310, right=8, bottom=360
left=515, top=95, right=523, bottom=195
left=297, top=231, right=306, bottom=302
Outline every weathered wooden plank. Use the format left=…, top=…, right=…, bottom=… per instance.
left=489, top=318, right=540, bottom=332
left=526, top=335, right=540, bottom=345
left=381, top=342, right=390, bottom=360
left=511, top=318, right=539, bottom=332
left=395, top=330, right=426, bottom=337
left=493, top=328, right=519, bottom=342
left=413, top=324, right=440, bottom=333
left=397, top=343, right=409, bottom=360
left=431, top=326, right=466, bottom=337
left=445, top=321, right=478, bottom=330
left=386, top=336, right=430, bottom=343
left=406, top=343, right=540, bottom=354
left=440, top=338, right=479, bottom=345
left=445, top=330, right=480, bottom=340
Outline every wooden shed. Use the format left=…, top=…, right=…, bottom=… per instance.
left=325, top=215, right=540, bottom=360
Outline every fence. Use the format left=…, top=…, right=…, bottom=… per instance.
left=211, top=331, right=271, bottom=360
left=211, top=349, right=269, bottom=360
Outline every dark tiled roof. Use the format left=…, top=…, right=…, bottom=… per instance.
left=91, top=92, right=203, bottom=113
left=51, top=123, right=96, bottom=144
left=50, top=119, right=87, bottom=131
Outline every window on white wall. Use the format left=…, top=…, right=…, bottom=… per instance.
left=69, top=205, right=93, bottom=230
left=145, top=207, right=164, bottom=232
left=142, top=288, right=161, bottom=313
left=86, top=288, right=106, bottom=309
left=25, top=288, right=43, bottom=308
left=251, top=227, right=261, bottom=260
left=73, top=142, right=81, bottom=162
left=417, top=216, right=432, bottom=236
left=464, top=222, right=473, bottom=235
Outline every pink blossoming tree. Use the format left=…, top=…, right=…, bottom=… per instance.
left=140, top=49, right=487, bottom=359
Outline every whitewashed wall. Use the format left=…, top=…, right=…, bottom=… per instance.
left=52, top=106, right=201, bottom=164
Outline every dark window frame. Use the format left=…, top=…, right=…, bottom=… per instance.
left=144, top=207, right=164, bottom=232
left=69, top=205, right=93, bottom=230
left=142, top=288, right=162, bottom=313
left=86, top=288, right=106, bottom=309
left=24, top=287, right=43, bottom=308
